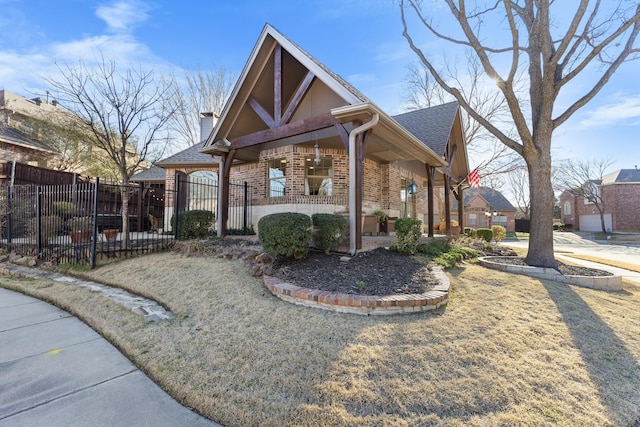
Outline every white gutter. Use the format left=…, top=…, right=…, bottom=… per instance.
left=348, top=113, right=379, bottom=255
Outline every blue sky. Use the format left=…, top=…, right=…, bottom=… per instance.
left=1, top=0, right=639, bottom=174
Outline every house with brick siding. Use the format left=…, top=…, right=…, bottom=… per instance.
left=0, top=90, right=60, bottom=172
left=453, top=187, right=517, bottom=232
left=559, top=168, right=640, bottom=232
left=141, top=24, right=471, bottom=253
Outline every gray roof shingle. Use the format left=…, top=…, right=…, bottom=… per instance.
left=602, top=169, right=640, bottom=184
left=392, top=101, right=459, bottom=156
left=459, top=186, right=516, bottom=211
left=130, top=165, right=166, bottom=182
left=155, top=141, right=215, bottom=166
left=0, top=126, right=58, bottom=154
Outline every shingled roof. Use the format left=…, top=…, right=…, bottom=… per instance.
left=155, top=141, right=216, bottom=167
left=130, top=165, right=166, bottom=183
left=602, top=169, right=640, bottom=184
left=392, top=101, right=459, bottom=156
left=459, top=186, right=516, bottom=211
left=0, top=126, right=58, bottom=154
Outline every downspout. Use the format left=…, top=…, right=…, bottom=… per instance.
left=348, top=113, right=379, bottom=255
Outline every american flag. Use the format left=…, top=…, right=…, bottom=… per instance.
left=467, top=168, right=480, bottom=188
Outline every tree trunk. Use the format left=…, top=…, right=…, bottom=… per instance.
left=524, top=152, right=557, bottom=268
left=599, top=208, right=607, bottom=234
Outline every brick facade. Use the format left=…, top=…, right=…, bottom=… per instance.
left=161, top=145, right=436, bottom=230
left=559, top=183, right=640, bottom=232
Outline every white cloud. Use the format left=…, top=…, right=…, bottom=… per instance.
left=580, top=94, right=640, bottom=128
left=96, top=0, right=150, bottom=33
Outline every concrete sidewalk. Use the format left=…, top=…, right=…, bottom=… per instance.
left=0, top=288, right=220, bottom=427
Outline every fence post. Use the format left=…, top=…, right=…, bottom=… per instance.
left=90, top=178, right=99, bottom=269
left=174, top=173, right=180, bottom=240
left=36, top=186, right=42, bottom=254
left=243, top=181, right=248, bottom=234
left=6, top=186, right=12, bottom=253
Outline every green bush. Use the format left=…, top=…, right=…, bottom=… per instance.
left=433, top=246, right=480, bottom=268
left=175, top=210, right=215, bottom=239
left=259, top=212, right=312, bottom=259
left=53, top=201, right=76, bottom=216
left=29, top=215, right=64, bottom=240
left=373, top=210, right=388, bottom=227
left=394, top=217, right=422, bottom=254
left=67, top=216, right=92, bottom=231
left=416, top=238, right=450, bottom=257
left=312, top=213, right=347, bottom=253
left=491, top=225, right=506, bottom=242
left=464, top=227, right=475, bottom=237
left=476, top=228, right=493, bottom=242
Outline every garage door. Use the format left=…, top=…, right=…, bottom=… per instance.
left=579, top=214, right=612, bottom=232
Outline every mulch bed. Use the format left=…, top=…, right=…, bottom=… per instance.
left=273, top=248, right=438, bottom=296
left=487, top=256, right=613, bottom=276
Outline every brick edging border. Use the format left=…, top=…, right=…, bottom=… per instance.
left=478, top=256, right=622, bottom=291
left=263, top=266, right=450, bottom=315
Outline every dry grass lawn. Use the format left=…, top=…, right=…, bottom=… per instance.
left=2, top=252, right=640, bottom=426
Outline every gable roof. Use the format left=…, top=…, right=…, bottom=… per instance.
left=0, top=126, right=58, bottom=154
left=602, top=169, right=640, bottom=184
left=155, top=141, right=216, bottom=168
left=130, top=165, right=166, bottom=183
left=392, top=102, right=460, bottom=157
left=201, top=23, right=459, bottom=173
left=461, top=186, right=516, bottom=211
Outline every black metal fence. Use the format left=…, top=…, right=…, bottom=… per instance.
left=1, top=175, right=253, bottom=268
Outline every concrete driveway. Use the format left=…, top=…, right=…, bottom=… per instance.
left=503, top=232, right=640, bottom=284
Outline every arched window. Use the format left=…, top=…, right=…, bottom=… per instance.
left=564, top=201, right=571, bottom=215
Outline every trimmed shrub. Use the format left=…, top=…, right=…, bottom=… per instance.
left=259, top=212, right=311, bottom=259
left=464, top=227, right=475, bottom=237
left=394, top=217, right=422, bottom=254
left=476, top=228, right=494, bottom=242
left=175, top=210, right=215, bottom=239
left=491, top=225, right=506, bottom=242
left=311, top=213, right=347, bottom=253
left=29, top=215, right=64, bottom=240
left=53, top=201, right=76, bottom=217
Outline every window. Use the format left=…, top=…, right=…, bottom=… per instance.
left=564, top=201, right=571, bottom=215
left=469, top=213, right=477, bottom=226
left=267, top=159, right=286, bottom=197
left=305, top=157, right=333, bottom=195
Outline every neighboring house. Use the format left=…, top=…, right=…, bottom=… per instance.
left=0, top=90, right=60, bottom=169
left=559, top=168, right=640, bottom=232
left=137, top=24, right=471, bottom=253
left=454, top=186, right=517, bottom=232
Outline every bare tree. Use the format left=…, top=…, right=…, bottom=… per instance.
left=508, top=166, right=530, bottom=219
left=556, top=158, right=614, bottom=233
left=400, top=0, right=640, bottom=267
left=47, top=55, right=177, bottom=247
left=170, top=66, right=234, bottom=149
left=404, top=55, right=521, bottom=180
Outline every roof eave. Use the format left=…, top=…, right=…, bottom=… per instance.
left=331, top=103, right=448, bottom=167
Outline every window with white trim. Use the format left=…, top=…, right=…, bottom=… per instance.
left=305, top=157, right=333, bottom=195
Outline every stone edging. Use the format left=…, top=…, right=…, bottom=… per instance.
left=263, top=266, right=450, bottom=315
left=0, top=262, right=175, bottom=322
left=478, top=256, right=622, bottom=291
